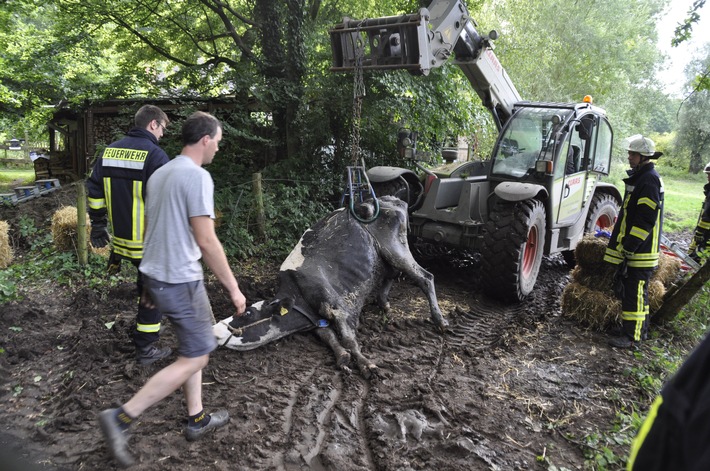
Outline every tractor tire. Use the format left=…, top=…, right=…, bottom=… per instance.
left=481, top=199, right=546, bottom=302
left=584, top=193, right=619, bottom=234
left=372, top=176, right=424, bottom=211
left=561, top=193, right=619, bottom=268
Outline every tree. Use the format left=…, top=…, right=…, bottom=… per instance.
left=478, top=0, right=669, bottom=140
left=0, top=0, right=128, bottom=139
left=674, top=44, right=710, bottom=173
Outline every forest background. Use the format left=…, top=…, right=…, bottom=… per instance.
left=1, top=2, right=710, bottom=468
left=2, top=0, right=710, bottom=260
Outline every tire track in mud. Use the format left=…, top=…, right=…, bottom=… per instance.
left=445, top=298, right=526, bottom=351
left=355, top=296, right=526, bottom=470
left=274, top=365, right=375, bottom=470
left=216, top=335, right=376, bottom=471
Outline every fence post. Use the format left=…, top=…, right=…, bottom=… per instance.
left=77, top=182, right=88, bottom=266
left=252, top=172, right=266, bottom=240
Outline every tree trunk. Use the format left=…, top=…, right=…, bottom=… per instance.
left=254, top=0, right=305, bottom=164
left=77, top=183, right=88, bottom=266
left=252, top=173, right=266, bottom=240
left=653, top=260, right=710, bottom=323
left=690, top=150, right=704, bottom=174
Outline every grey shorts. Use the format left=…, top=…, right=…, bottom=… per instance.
left=143, top=276, right=217, bottom=358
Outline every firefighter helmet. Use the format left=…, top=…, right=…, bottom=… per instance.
left=625, top=135, right=663, bottom=159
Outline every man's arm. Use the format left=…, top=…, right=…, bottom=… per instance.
left=623, top=181, right=661, bottom=253
left=86, top=158, right=110, bottom=248
left=190, top=215, right=246, bottom=315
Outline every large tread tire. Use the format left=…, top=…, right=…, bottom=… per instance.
left=372, top=176, right=424, bottom=211
left=481, top=199, right=546, bottom=302
left=562, top=193, right=620, bottom=268
left=584, top=193, right=619, bottom=234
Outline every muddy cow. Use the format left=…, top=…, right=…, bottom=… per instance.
left=213, top=195, right=446, bottom=377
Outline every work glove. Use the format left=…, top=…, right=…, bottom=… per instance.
left=612, top=259, right=627, bottom=300
left=90, top=219, right=110, bottom=248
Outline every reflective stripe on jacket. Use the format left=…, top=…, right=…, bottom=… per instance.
left=694, top=183, right=710, bottom=247
left=86, top=128, right=169, bottom=260
left=604, top=162, right=664, bottom=269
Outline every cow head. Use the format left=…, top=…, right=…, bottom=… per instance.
left=214, top=297, right=317, bottom=351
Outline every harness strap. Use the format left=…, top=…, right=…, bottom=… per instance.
left=226, top=303, right=325, bottom=337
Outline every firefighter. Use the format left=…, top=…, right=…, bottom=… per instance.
left=688, top=162, right=710, bottom=261
left=86, top=104, right=172, bottom=365
left=627, top=332, right=710, bottom=470
left=604, top=135, right=664, bottom=349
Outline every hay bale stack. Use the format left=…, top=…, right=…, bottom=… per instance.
left=0, top=220, right=13, bottom=269
left=562, top=235, right=681, bottom=330
left=561, top=282, right=621, bottom=330
left=562, top=234, right=617, bottom=330
left=51, top=206, right=110, bottom=256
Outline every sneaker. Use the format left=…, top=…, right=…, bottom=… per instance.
left=608, top=335, right=637, bottom=349
left=99, top=409, right=135, bottom=468
left=185, top=410, right=230, bottom=442
left=136, top=345, right=172, bottom=366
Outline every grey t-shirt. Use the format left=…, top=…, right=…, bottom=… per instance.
left=139, top=155, right=215, bottom=283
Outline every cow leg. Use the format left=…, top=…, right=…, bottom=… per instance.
left=322, top=304, right=377, bottom=379
left=314, top=327, right=351, bottom=369
left=376, top=277, right=395, bottom=312
left=382, top=255, right=447, bottom=329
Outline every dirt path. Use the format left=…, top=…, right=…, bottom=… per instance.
left=0, top=187, right=651, bottom=470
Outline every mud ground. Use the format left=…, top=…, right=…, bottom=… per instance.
left=0, top=183, right=691, bottom=470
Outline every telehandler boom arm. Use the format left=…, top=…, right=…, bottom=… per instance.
left=329, top=0, right=522, bottom=129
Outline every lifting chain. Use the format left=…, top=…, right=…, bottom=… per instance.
left=350, top=22, right=366, bottom=166
left=343, top=20, right=379, bottom=223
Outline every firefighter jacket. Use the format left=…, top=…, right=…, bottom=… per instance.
left=86, top=128, right=169, bottom=260
left=692, top=183, right=710, bottom=250
left=604, top=162, right=664, bottom=269
left=627, top=333, right=710, bottom=470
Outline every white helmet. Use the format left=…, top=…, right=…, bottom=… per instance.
left=625, top=134, right=663, bottom=159
left=704, top=162, right=710, bottom=174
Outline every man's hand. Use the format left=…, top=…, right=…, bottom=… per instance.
left=231, top=288, right=247, bottom=317
left=90, top=221, right=110, bottom=248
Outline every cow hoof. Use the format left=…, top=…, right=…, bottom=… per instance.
left=370, top=363, right=380, bottom=379
left=337, top=351, right=351, bottom=367
left=434, top=318, right=449, bottom=331
left=361, top=364, right=378, bottom=379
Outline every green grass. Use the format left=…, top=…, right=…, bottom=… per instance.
left=0, top=168, right=35, bottom=192
left=604, top=158, right=706, bottom=233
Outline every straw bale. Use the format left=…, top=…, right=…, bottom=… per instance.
left=561, top=281, right=621, bottom=330
left=648, top=280, right=666, bottom=313
left=653, top=252, right=682, bottom=288
left=0, top=220, right=13, bottom=269
left=574, top=234, right=609, bottom=270
left=569, top=264, right=615, bottom=290
left=52, top=206, right=81, bottom=251
left=51, top=206, right=110, bottom=256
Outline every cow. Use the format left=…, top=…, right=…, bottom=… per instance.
left=213, top=195, right=447, bottom=378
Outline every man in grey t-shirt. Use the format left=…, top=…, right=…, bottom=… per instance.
left=98, top=111, right=247, bottom=467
